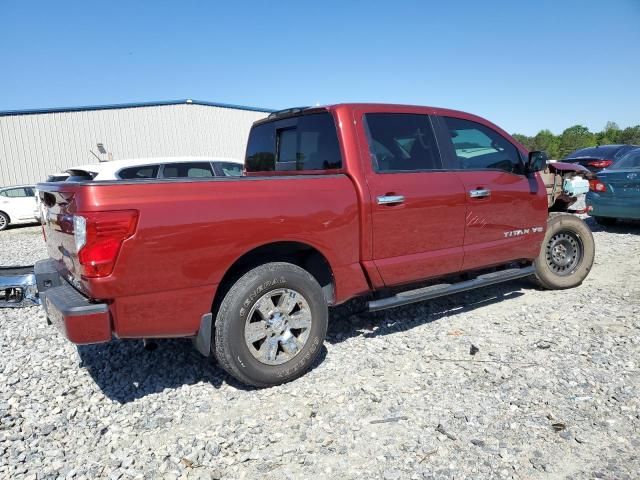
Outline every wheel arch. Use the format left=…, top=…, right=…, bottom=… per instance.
left=212, top=241, right=336, bottom=315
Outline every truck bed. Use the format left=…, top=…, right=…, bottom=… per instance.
left=37, top=175, right=369, bottom=338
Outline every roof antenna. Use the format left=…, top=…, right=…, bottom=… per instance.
left=89, top=149, right=102, bottom=162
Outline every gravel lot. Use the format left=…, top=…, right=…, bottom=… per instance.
left=1, top=219, right=639, bottom=480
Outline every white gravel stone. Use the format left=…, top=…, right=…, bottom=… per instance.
left=1, top=220, right=639, bottom=479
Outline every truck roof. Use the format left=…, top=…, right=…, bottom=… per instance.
left=257, top=103, right=524, bottom=152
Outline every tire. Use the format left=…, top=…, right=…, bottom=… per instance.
left=593, top=216, right=617, bottom=227
left=532, top=213, right=595, bottom=289
left=0, top=212, right=9, bottom=231
left=213, top=262, right=328, bottom=387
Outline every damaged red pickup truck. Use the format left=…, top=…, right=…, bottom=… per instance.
left=35, top=104, right=594, bottom=387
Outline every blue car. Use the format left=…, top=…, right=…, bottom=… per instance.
left=586, top=147, right=640, bottom=225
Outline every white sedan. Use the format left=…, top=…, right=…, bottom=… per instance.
left=0, top=185, right=38, bottom=231
left=62, top=156, right=244, bottom=181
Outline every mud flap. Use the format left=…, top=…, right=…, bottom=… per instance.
left=192, top=313, right=212, bottom=356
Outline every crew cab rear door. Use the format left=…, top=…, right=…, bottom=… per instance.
left=359, top=112, right=466, bottom=286
left=433, top=115, right=547, bottom=269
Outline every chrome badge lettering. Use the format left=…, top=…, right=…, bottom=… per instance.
left=504, top=226, right=543, bottom=238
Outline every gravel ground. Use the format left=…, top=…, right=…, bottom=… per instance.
left=1, top=219, right=639, bottom=480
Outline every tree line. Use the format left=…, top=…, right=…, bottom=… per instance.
left=512, top=122, right=640, bottom=159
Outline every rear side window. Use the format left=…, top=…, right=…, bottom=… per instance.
left=214, top=162, right=243, bottom=177
left=442, top=117, right=524, bottom=174
left=118, top=165, right=159, bottom=179
left=161, top=162, right=214, bottom=178
left=364, top=114, right=441, bottom=171
left=245, top=112, right=342, bottom=172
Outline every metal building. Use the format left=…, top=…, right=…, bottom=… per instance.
left=0, top=99, right=272, bottom=186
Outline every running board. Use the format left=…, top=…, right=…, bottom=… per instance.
left=367, top=266, right=535, bottom=312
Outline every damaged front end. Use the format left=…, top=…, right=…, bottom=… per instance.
left=0, top=266, right=40, bottom=308
left=541, top=162, right=594, bottom=213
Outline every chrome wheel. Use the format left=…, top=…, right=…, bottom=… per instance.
left=0, top=214, right=7, bottom=230
left=545, top=231, right=583, bottom=276
left=244, top=288, right=313, bottom=366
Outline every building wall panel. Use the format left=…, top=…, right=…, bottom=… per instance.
left=0, top=103, right=268, bottom=185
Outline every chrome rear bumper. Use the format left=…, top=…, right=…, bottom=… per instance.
left=0, top=266, right=40, bottom=308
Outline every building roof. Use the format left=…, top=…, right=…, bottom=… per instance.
left=0, top=98, right=275, bottom=117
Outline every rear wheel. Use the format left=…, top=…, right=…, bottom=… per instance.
left=0, top=212, right=9, bottom=231
left=213, top=262, right=328, bottom=387
left=593, top=216, right=617, bottom=227
left=532, top=213, right=595, bottom=289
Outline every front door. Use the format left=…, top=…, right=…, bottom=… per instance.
left=362, top=113, right=467, bottom=286
left=434, top=116, right=547, bottom=270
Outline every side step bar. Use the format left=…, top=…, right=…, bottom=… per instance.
left=367, top=266, right=535, bottom=312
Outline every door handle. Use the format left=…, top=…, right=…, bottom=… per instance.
left=469, top=189, right=491, bottom=199
left=377, top=194, right=405, bottom=205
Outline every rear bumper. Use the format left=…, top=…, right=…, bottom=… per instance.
left=35, top=259, right=111, bottom=344
left=586, top=192, right=640, bottom=219
left=0, top=266, right=39, bottom=308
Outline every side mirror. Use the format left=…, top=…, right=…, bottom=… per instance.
left=527, top=150, right=548, bottom=173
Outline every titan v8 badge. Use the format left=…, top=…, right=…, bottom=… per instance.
left=504, top=226, right=544, bottom=238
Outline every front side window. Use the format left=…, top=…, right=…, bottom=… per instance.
left=442, top=117, right=524, bottom=174
left=118, top=165, right=159, bottom=179
left=365, top=114, right=441, bottom=171
left=161, top=162, right=214, bottom=178
left=245, top=112, right=342, bottom=172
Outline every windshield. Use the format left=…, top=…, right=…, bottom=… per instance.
left=610, top=149, right=640, bottom=170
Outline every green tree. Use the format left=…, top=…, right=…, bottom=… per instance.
left=558, top=125, right=596, bottom=158
left=512, top=133, right=534, bottom=150
left=598, top=121, right=621, bottom=145
left=533, top=129, right=561, bottom=158
left=512, top=122, right=639, bottom=157
left=618, top=126, right=640, bottom=145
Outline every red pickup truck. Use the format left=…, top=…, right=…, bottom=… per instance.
left=35, top=103, right=595, bottom=387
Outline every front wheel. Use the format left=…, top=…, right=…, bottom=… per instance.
left=213, top=262, right=328, bottom=387
left=532, top=213, right=595, bottom=289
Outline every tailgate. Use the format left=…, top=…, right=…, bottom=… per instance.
left=38, top=185, right=84, bottom=290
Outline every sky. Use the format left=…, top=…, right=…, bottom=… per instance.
left=1, top=0, right=638, bottom=135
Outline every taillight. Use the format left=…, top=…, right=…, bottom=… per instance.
left=586, top=159, right=613, bottom=169
left=74, top=210, right=138, bottom=278
left=589, top=179, right=607, bottom=193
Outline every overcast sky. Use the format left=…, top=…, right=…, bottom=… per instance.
left=1, top=0, right=638, bottom=135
